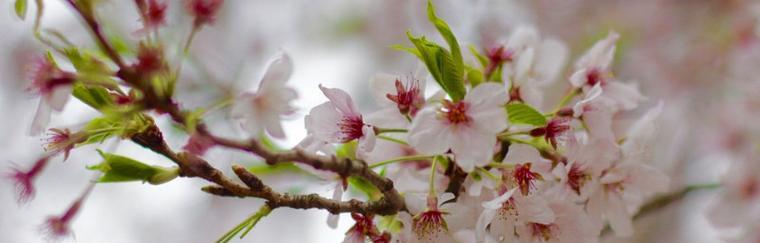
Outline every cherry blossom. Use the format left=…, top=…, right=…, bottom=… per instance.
left=707, top=158, right=760, bottom=228
left=185, top=0, right=224, bottom=27
left=503, top=26, right=568, bottom=108
left=301, top=85, right=376, bottom=157
left=26, top=55, right=76, bottom=135
left=408, top=82, right=508, bottom=172
left=569, top=31, right=646, bottom=111
left=230, top=52, right=297, bottom=139
left=7, top=157, right=49, bottom=204
left=402, top=193, right=458, bottom=243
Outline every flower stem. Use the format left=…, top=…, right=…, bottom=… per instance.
left=375, top=127, right=408, bottom=134
left=428, top=156, right=439, bottom=196
left=377, top=135, right=408, bottom=145
left=369, top=155, right=433, bottom=169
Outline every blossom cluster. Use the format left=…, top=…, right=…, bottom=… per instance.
left=6, top=0, right=674, bottom=242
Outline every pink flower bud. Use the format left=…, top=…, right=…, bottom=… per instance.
left=41, top=183, right=94, bottom=240
left=7, top=157, right=49, bottom=204
left=144, top=0, right=167, bottom=29
left=185, top=0, right=224, bottom=27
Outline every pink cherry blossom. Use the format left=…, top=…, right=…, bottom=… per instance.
left=514, top=193, right=598, bottom=243
left=26, top=55, right=75, bottom=135
left=402, top=193, right=459, bottom=243
left=301, top=85, right=376, bottom=157
left=185, top=0, right=224, bottom=27
left=408, top=82, right=508, bottom=172
left=503, top=26, right=568, bottom=109
left=7, top=157, right=49, bottom=204
left=230, top=52, right=297, bottom=139
left=586, top=162, right=669, bottom=237
left=569, top=31, right=646, bottom=111
left=707, top=158, right=760, bottom=228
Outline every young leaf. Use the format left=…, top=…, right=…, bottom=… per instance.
left=469, top=45, right=488, bottom=68
left=391, top=44, right=421, bottom=58
left=427, top=0, right=463, bottom=70
left=347, top=176, right=381, bottom=200
left=15, top=0, right=28, bottom=20
left=72, top=84, right=114, bottom=110
left=506, top=103, right=547, bottom=126
left=218, top=205, right=273, bottom=243
left=88, top=150, right=178, bottom=185
left=465, top=65, right=484, bottom=87
left=406, top=32, right=466, bottom=101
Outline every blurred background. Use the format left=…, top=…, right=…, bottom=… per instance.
left=1, top=0, right=758, bottom=242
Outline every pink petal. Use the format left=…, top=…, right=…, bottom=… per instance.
left=318, top=85, right=360, bottom=117
left=30, top=100, right=52, bottom=136
left=408, top=108, right=453, bottom=155
left=258, top=52, right=293, bottom=92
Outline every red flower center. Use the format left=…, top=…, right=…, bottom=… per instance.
left=530, top=223, right=558, bottom=241
left=338, top=116, right=365, bottom=142
left=413, top=210, right=448, bottom=241
left=586, top=68, right=605, bottom=86
left=441, top=100, right=471, bottom=125
left=513, top=163, right=543, bottom=195
left=386, top=79, right=423, bottom=116
left=544, top=118, right=571, bottom=149
left=567, top=163, right=590, bottom=195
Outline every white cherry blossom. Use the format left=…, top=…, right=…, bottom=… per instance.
left=408, top=82, right=508, bottom=172
left=230, top=52, right=297, bottom=138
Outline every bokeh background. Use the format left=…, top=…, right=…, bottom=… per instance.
left=1, top=0, right=758, bottom=242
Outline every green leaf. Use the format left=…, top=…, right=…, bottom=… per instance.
left=378, top=215, right=403, bottom=233
left=14, top=0, right=27, bottom=20
left=465, top=65, right=484, bottom=87
left=335, top=140, right=357, bottom=160
left=248, top=162, right=307, bottom=176
left=64, top=48, right=118, bottom=89
left=469, top=45, right=488, bottom=68
left=347, top=176, right=381, bottom=200
left=391, top=44, right=421, bottom=58
left=72, top=84, right=114, bottom=110
left=506, top=103, right=547, bottom=126
left=82, top=113, right=152, bottom=144
left=88, top=150, right=178, bottom=185
left=218, top=205, right=273, bottom=243
left=427, top=0, right=463, bottom=71
left=406, top=32, right=466, bottom=101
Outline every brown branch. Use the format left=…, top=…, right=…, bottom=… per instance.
left=156, top=102, right=406, bottom=214
left=129, top=123, right=405, bottom=216
left=61, top=0, right=406, bottom=217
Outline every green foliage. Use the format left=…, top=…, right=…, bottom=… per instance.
left=72, top=84, right=114, bottom=110
left=64, top=48, right=119, bottom=89
left=82, top=113, right=152, bottom=144
left=14, top=0, right=27, bottom=20
left=469, top=45, right=488, bottom=68
left=465, top=65, right=484, bottom=87
left=506, top=103, right=547, bottom=126
left=406, top=33, right=466, bottom=101
left=377, top=215, right=403, bottom=233
left=426, top=0, right=463, bottom=71
left=348, top=176, right=381, bottom=200
left=88, top=150, right=178, bottom=185
left=335, top=140, right=358, bottom=160
left=402, top=0, right=467, bottom=101
left=217, top=205, right=273, bottom=243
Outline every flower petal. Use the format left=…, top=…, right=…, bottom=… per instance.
left=319, top=85, right=360, bottom=117
left=258, top=52, right=293, bottom=92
